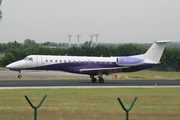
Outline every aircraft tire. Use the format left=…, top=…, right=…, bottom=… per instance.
left=18, top=75, right=22, bottom=79
left=91, top=78, right=97, bottom=83
left=98, top=77, right=104, bottom=83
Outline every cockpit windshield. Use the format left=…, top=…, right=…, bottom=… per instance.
left=23, top=57, right=28, bottom=60
left=23, top=57, right=33, bottom=61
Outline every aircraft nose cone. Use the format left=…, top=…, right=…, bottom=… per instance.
left=6, top=61, right=22, bottom=71
left=6, top=62, right=16, bottom=69
left=6, top=64, right=11, bottom=68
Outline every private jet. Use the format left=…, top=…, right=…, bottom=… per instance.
left=6, top=40, right=172, bottom=83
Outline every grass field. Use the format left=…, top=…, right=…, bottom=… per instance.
left=118, top=70, right=180, bottom=80
left=0, top=69, right=180, bottom=119
left=0, top=67, right=7, bottom=71
left=0, top=88, right=180, bottom=120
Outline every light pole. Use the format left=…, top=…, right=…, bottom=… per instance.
left=76, top=35, right=81, bottom=47
left=95, top=34, right=100, bottom=46
left=67, top=34, right=73, bottom=48
left=89, top=34, right=95, bottom=47
left=0, top=0, right=2, bottom=22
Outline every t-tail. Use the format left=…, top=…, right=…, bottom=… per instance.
left=142, top=40, right=172, bottom=63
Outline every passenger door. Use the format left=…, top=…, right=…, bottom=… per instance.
left=36, top=55, right=42, bottom=67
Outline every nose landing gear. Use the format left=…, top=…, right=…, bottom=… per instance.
left=18, top=71, right=22, bottom=79
left=18, top=75, right=22, bottom=79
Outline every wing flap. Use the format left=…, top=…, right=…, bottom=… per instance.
left=80, top=67, right=128, bottom=74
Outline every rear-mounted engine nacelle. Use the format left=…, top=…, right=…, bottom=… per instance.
left=116, top=56, right=144, bottom=66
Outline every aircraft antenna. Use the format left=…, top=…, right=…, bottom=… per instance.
left=67, top=34, right=73, bottom=48
left=76, top=34, right=81, bottom=47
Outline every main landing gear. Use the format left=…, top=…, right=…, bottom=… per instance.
left=18, top=70, right=22, bottom=79
left=98, top=77, right=104, bottom=83
left=90, top=72, right=104, bottom=83
left=91, top=76, right=97, bottom=83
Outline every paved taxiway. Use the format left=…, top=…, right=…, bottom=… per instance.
left=0, top=70, right=180, bottom=88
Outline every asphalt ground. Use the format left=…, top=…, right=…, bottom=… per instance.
left=0, top=70, right=180, bottom=88
left=0, top=70, right=91, bottom=79
left=0, top=79, right=180, bottom=87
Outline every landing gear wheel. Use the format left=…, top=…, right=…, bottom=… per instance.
left=18, top=75, right=22, bottom=79
left=98, top=77, right=104, bottom=83
left=18, top=70, right=22, bottom=79
left=91, top=78, right=97, bottom=83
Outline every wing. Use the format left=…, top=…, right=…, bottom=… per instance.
left=79, top=67, right=128, bottom=75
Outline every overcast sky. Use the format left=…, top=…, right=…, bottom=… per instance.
left=0, top=0, right=180, bottom=43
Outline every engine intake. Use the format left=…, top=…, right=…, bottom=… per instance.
left=116, top=56, right=144, bottom=66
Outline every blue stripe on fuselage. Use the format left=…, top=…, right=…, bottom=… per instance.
left=24, top=62, right=156, bottom=73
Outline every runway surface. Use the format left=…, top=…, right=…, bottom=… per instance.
left=0, top=80, right=180, bottom=88
left=0, top=70, right=180, bottom=88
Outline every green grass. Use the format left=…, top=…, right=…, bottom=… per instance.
left=0, top=88, right=180, bottom=120
left=0, top=67, right=8, bottom=71
left=114, top=70, right=180, bottom=80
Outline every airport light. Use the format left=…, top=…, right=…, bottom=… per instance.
left=0, top=10, right=2, bottom=21
left=76, top=34, right=81, bottom=47
left=67, top=34, right=73, bottom=48
left=95, top=34, right=100, bottom=46
left=0, top=0, right=2, bottom=22
left=89, top=34, right=95, bottom=47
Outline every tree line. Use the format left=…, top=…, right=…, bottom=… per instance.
left=0, top=39, right=180, bottom=71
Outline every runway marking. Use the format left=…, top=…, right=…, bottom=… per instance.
left=0, top=86, right=180, bottom=89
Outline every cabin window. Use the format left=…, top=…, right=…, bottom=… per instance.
left=46, top=60, right=48, bottom=62
left=55, top=60, right=57, bottom=62
left=64, top=60, right=66, bottom=63
left=50, top=60, right=52, bottom=62
left=69, top=60, right=71, bottom=62
left=73, top=60, right=76, bottom=63
left=60, top=60, right=62, bottom=62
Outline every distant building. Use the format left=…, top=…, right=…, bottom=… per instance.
left=42, top=46, right=58, bottom=49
